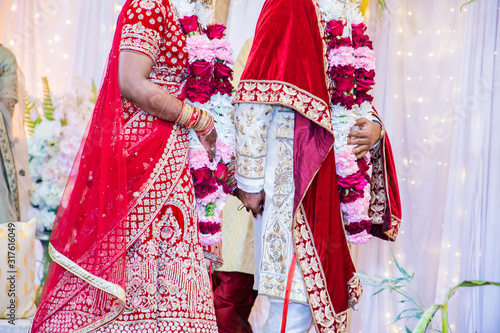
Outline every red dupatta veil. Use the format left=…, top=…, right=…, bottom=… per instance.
left=32, top=1, right=175, bottom=331
left=233, top=0, right=401, bottom=331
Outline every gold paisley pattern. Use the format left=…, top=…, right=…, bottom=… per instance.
left=258, top=107, right=308, bottom=304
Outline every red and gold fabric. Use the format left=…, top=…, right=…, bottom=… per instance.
left=233, top=0, right=402, bottom=332
left=31, top=1, right=217, bottom=332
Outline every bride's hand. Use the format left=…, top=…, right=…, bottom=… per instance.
left=198, top=128, right=218, bottom=161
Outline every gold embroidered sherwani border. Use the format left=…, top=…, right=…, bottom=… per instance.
left=234, top=80, right=333, bottom=133
left=369, top=138, right=401, bottom=241
left=0, top=107, right=20, bottom=220
left=293, top=204, right=362, bottom=333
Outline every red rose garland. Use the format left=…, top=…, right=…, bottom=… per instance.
left=320, top=2, right=377, bottom=245
left=174, top=0, right=236, bottom=246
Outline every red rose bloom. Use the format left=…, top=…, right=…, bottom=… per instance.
left=353, top=35, right=373, bottom=49
left=199, top=221, right=222, bottom=235
left=351, top=23, right=367, bottom=37
left=334, top=75, right=355, bottom=92
left=330, top=90, right=356, bottom=109
left=191, top=166, right=211, bottom=184
left=356, top=69, right=375, bottom=81
left=186, top=77, right=212, bottom=103
left=214, top=162, right=228, bottom=180
left=355, top=78, right=374, bottom=93
left=213, top=62, right=233, bottom=79
left=195, top=177, right=218, bottom=199
left=337, top=171, right=368, bottom=191
left=345, top=220, right=371, bottom=235
left=205, top=24, right=227, bottom=39
left=179, top=15, right=199, bottom=34
left=340, top=188, right=363, bottom=203
left=189, top=61, right=212, bottom=79
left=327, top=20, right=345, bottom=37
left=329, top=37, right=352, bottom=49
left=331, top=65, right=355, bottom=78
left=354, top=93, right=373, bottom=105
left=211, top=78, right=233, bottom=95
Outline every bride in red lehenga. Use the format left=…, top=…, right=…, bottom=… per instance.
left=31, top=0, right=219, bottom=331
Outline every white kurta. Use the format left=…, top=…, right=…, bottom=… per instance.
left=235, top=103, right=308, bottom=305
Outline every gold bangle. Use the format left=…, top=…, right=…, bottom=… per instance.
left=193, top=110, right=215, bottom=136
left=176, top=103, right=196, bottom=127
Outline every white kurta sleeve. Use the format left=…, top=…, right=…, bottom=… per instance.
left=234, top=103, right=274, bottom=193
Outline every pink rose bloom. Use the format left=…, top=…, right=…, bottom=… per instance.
left=189, top=148, right=210, bottom=169
left=329, top=46, right=355, bottom=67
left=215, top=141, right=234, bottom=163
left=346, top=230, right=372, bottom=245
left=200, top=232, right=222, bottom=246
left=197, top=189, right=220, bottom=206
left=211, top=39, right=234, bottom=64
left=186, top=35, right=213, bottom=63
left=335, top=147, right=359, bottom=177
left=341, top=195, right=370, bottom=218
left=353, top=47, right=375, bottom=71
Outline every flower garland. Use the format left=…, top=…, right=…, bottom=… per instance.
left=318, top=0, right=376, bottom=245
left=26, top=78, right=95, bottom=240
left=172, top=0, right=235, bottom=246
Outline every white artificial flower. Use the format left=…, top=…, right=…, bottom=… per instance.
left=210, top=93, right=233, bottom=115
left=195, top=2, right=214, bottom=28
left=45, top=185, right=63, bottom=209
left=171, top=0, right=196, bottom=18
left=318, top=0, right=346, bottom=22
left=40, top=208, right=57, bottom=231
left=349, top=3, right=364, bottom=25
left=32, top=120, right=62, bottom=144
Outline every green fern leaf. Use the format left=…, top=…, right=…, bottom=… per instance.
left=24, top=90, right=39, bottom=135
left=41, top=77, right=55, bottom=121
left=91, top=80, right=99, bottom=104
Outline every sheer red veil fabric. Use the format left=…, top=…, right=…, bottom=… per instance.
left=32, top=1, right=173, bottom=330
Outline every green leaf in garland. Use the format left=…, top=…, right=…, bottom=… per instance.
left=205, top=202, right=217, bottom=217
left=41, top=76, right=55, bottom=121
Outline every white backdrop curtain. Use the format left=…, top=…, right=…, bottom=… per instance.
left=0, top=0, right=125, bottom=98
left=1, top=0, right=499, bottom=332
left=351, top=0, right=500, bottom=332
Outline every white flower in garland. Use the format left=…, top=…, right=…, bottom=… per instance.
left=194, top=1, right=214, bottom=28
left=349, top=3, right=364, bottom=24
left=171, top=0, right=236, bottom=247
left=317, top=0, right=346, bottom=21
left=319, top=0, right=378, bottom=245
left=170, top=0, right=195, bottom=17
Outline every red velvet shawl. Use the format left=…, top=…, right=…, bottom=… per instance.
left=233, top=0, right=402, bottom=331
left=234, top=0, right=360, bottom=331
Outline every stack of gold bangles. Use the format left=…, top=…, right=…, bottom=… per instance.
left=176, top=102, right=215, bottom=136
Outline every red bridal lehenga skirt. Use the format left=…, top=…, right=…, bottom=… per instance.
left=35, top=107, right=219, bottom=332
